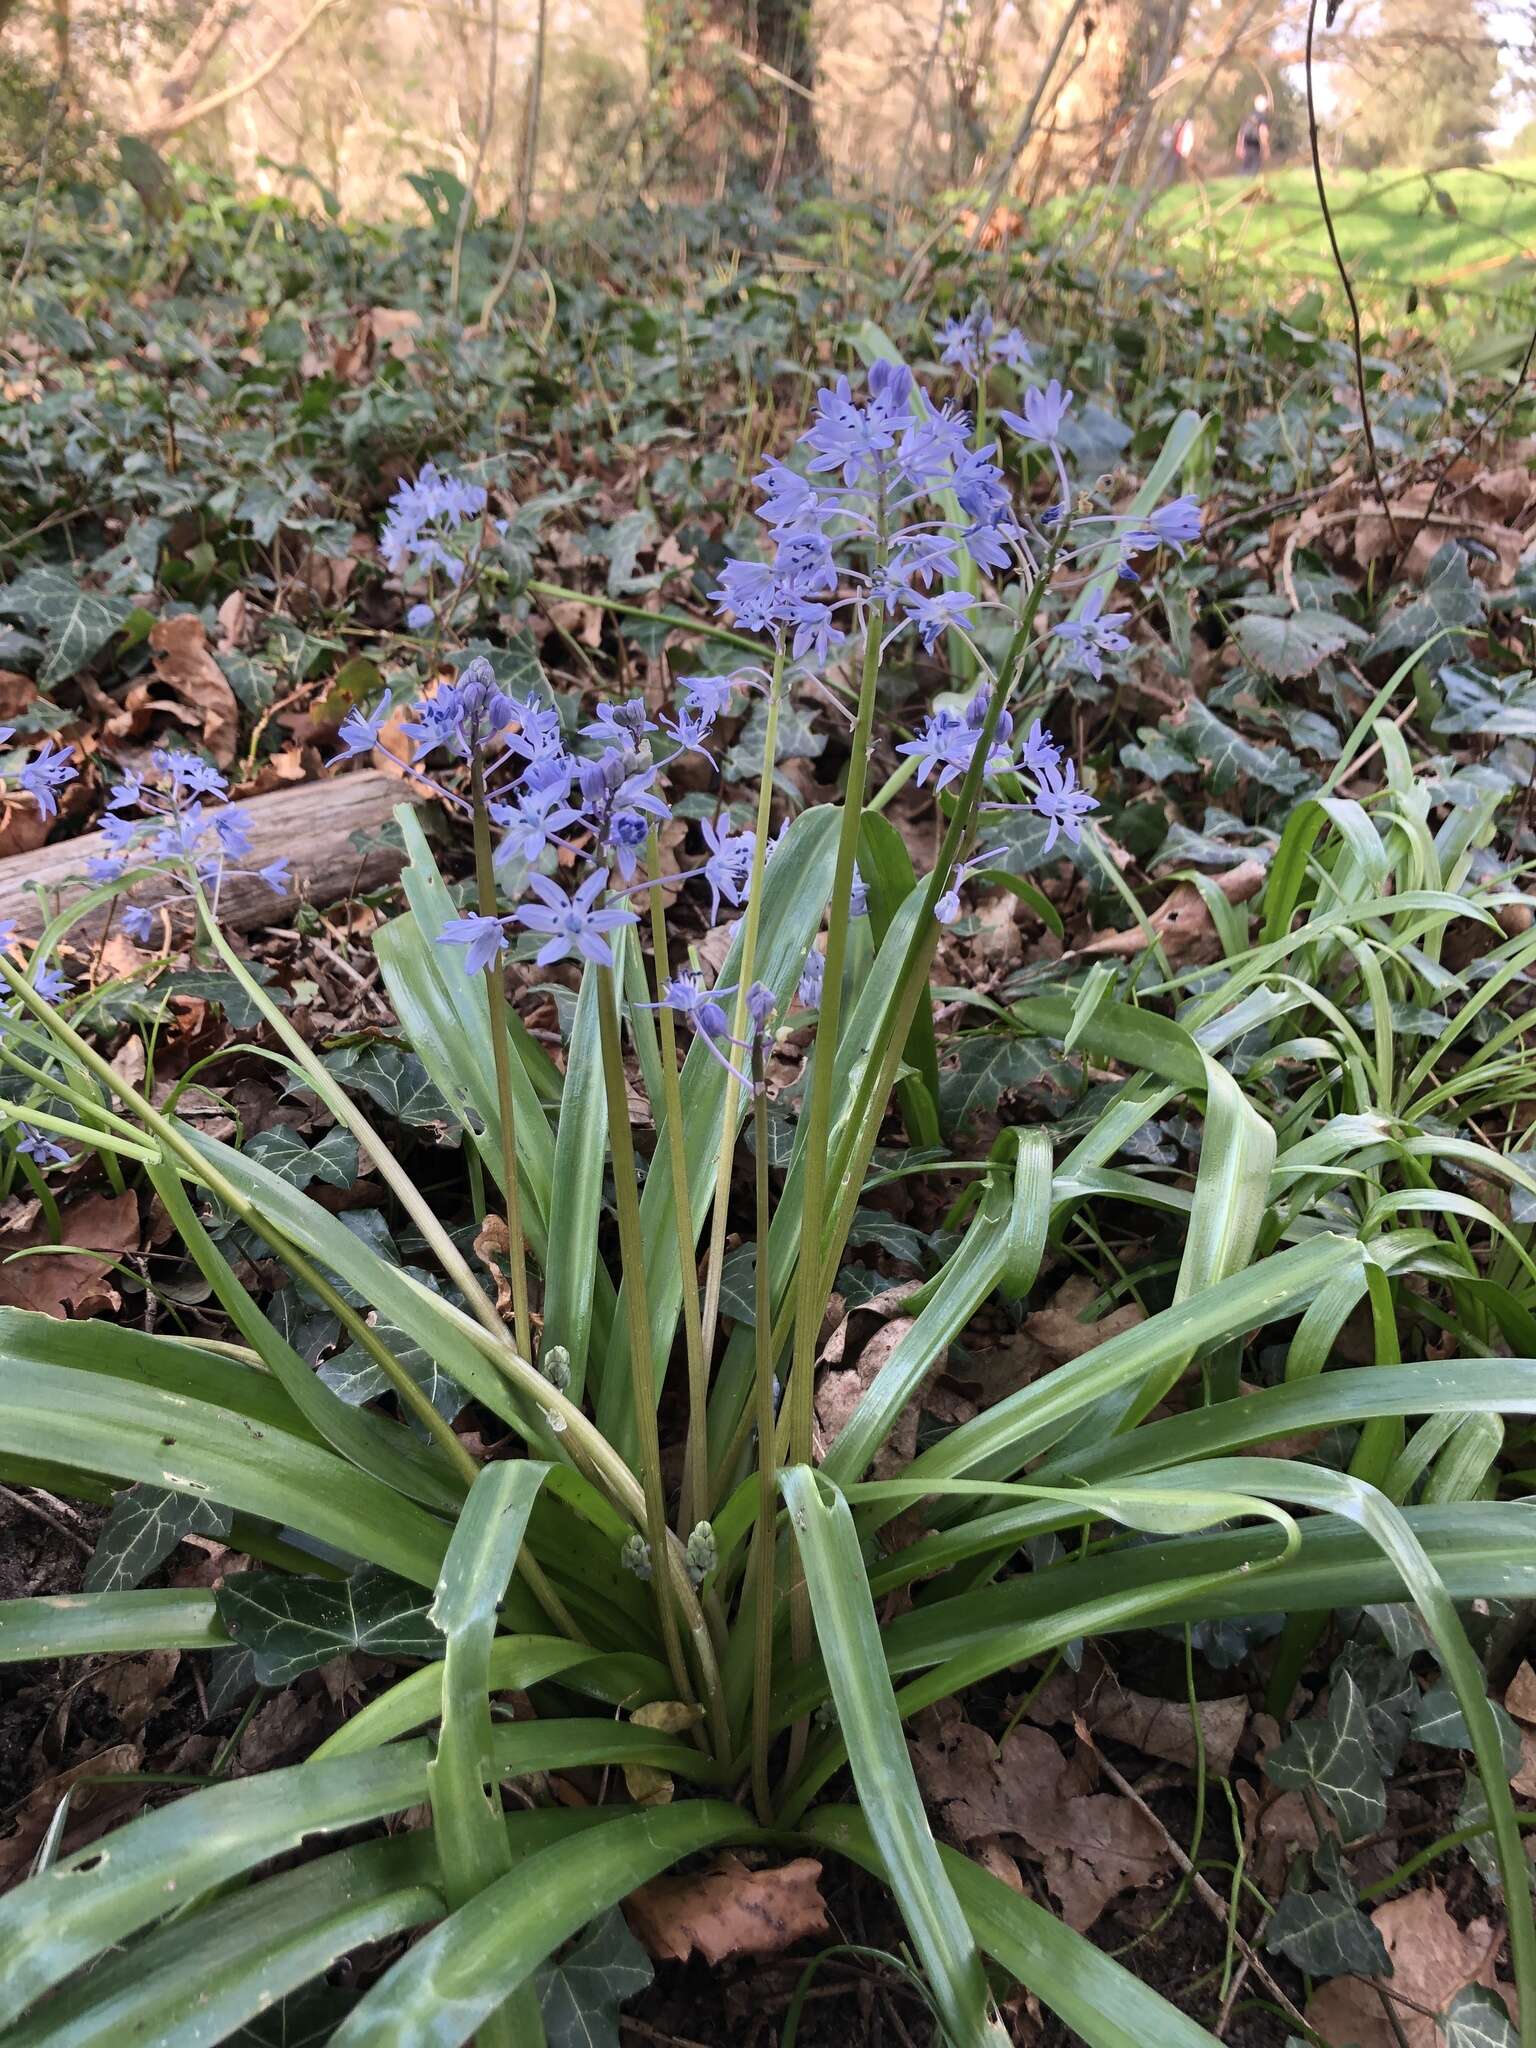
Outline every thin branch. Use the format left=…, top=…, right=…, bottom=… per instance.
left=135, top=0, right=349, bottom=142
left=449, top=0, right=501, bottom=313
left=1305, top=0, right=1400, bottom=547
left=473, top=0, right=547, bottom=332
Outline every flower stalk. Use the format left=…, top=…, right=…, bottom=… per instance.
left=470, top=753, right=533, bottom=1362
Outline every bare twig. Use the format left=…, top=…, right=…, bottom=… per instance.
left=474, top=0, right=546, bottom=332
left=1305, top=0, right=1399, bottom=548
left=1074, top=1718, right=1312, bottom=2036
left=135, top=0, right=348, bottom=142
left=449, top=0, right=501, bottom=313
left=0, top=1483, right=94, bottom=1556
left=1415, top=321, right=1536, bottom=534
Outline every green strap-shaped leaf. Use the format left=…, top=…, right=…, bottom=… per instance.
left=329, top=1805, right=747, bottom=2046
left=0, top=1355, right=451, bottom=1592
left=783, top=1465, right=1008, bottom=2048
left=0, top=1723, right=713, bottom=2028
left=313, top=1635, right=668, bottom=1759
left=543, top=963, right=608, bottom=1398
left=0, top=1589, right=228, bottom=1662
left=427, top=1461, right=550, bottom=2048
left=821, top=1132, right=1050, bottom=1489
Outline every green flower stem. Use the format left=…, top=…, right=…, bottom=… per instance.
left=470, top=755, right=533, bottom=1363
left=0, top=1042, right=153, bottom=1145
left=0, top=1102, right=158, bottom=1162
left=527, top=580, right=763, bottom=657
left=748, top=1039, right=778, bottom=1822
left=595, top=961, right=706, bottom=1717
left=186, top=886, right=514, bottom=1353
left=699, top=641, right=787, bottom=1365
left=644, top=831, right=713, bottom=1541
left=780, top=598, right=886, bottom=1721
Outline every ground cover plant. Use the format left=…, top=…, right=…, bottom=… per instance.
left=1, top=167, right=1536, bottom=2047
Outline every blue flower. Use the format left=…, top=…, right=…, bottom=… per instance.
left=789, top=601, right=845, bottom=665
left=15, top=1123, right=69, bottom=1167
left=603, top=806, right=652, bottom=881
left=438, top=912, right=512, bottom=976
left=17, top=742, right=77, bottom=820
left=493, top=782, right=579, bottom=867
left=1018, top=719, right=1061, bottom=776
left=379, top=462, right=487, bottom=576
left=937, top=313, right=984, bottom=375
left=678, top=674, right=741, bottom=724
left=659, top=702, right=719, bottom=764
left=1032, top=757, right=1097, bottom=851
left=1000, top=379, right=1073, bottom=449
left=515, top=869, right=637, bottom=968
left=849, top=863, right=869, bottom=918
left=335, top=693, right=395, bottom=762
left=122, top=904, right=158, bottom=942
left=796, top=947, right=824, bottom=1008
left=648, top=969, right=735, bottom=1043
left=31, top=963, right=70, bottom=1003
left=1137, top=494, right=1203, bottom=557
left=581, top=699, right=656, bottom=746
left=990, top=327, right=1032, bottom=369
left=898, top=588, right=976, bottom=654
left=1052, top=585, right=1131, bottom=682
left=405, top=602, right=435, bottom=631
left=700, top=819, right=754, bottom=924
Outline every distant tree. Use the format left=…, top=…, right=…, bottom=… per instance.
left=649, top=0, right=821, bottom=193
left=1328, top=0, right=1500, bottom=169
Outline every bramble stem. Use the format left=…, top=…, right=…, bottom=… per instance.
left=748, top=1040, right=778, bottom=1822
left=644, top=831, right=712, bottom=1540
left=594, top=960, right=698, bottom=1710
left=699, top=641, right=786, bottom=1366
left=470, top=755, right=533, bottom=1362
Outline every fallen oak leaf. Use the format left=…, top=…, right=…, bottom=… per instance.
left=625, top=1854, right=828, bottom=1965
left=146, top=615, right=240, bottom=765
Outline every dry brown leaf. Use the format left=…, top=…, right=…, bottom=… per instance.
left=546, top=598, right=606, bottom=647
left=1024, top=1273, right=1144, bottom=1364
left=88, top=1650, right=181, bottom=1734
left=472, top=1213, right=514, bottom=1321
left=1028, top=1651, right=1248, bottom=1774
left=814, top=1314, right=920, bottom=1467
left=1082, top=860, right=1266, bottom=963
left=911, top=1715, right=1167, bottom=1931
left=0, top=1741, right=144, bottom=1873
left=147, top=615, right=240, bottom=765
left=1305, top=1886, right=1514, bottom=2048
left=626, top=1854, right=828, bottom=1964
left=1512, top=1727, right=1536, bottom=1799
left=1505, top=1660, right=1536, bottom=1726
left=0, top=1190, right=141, bottom=1319
left=0, top=670, right=38, bottom=716
left=216, top=591, right=251, bottom=651
left=237, top=1689, right=328, bottom=1772
left=0, top=797, right=52, bottom=859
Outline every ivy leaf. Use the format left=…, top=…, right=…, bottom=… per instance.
left=1266, top=1666, right=1386, bottom=1837
left=1369, top=540, right=1485, bottom=660
left=938, top=1034, right=1073, bottom=1134
left=451, top=638, right=546, bottom=696
left=0, top=564, right=136, bottom=687
left=318, top=1315, right=468, bottom=1422
left=243, top=1127, right=320, bottom=1187
left=1174, top=699, right=1310, bottom=795
left=536, top=1908, right=654, bottom=2048
left=174, top=964, right=292, bottom=1031
left=590, top=509, right=658, bottom=595
left=1434, top=663, right=1536, bottom=739
left=83, top=1483, right=232, bottom=1593
left=214, top=1565, right=441, bottom=1685
left=717, top=1242, right=757, bottom=1328
left=308, top=1127, right=359, bottom=1188
left=318, top=1045, right=453, bottom=1131
left=1411, top=1678, right=1526, bottom=1775
left=1232, top=606, right=1364, bottom=680
left=1266, top=1839, right=1390, bottom=1980
left=726, top=697, right=825, bottom=779
left=1444, top=1985, right=1519, bottom=2048
left=846, top=1208, right=929, bottom=1267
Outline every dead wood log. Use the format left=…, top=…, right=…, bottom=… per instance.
left=0, top=772, right=425, bottom=940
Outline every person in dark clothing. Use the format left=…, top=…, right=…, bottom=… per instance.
left=1236, top=95, right=1271, bottom=175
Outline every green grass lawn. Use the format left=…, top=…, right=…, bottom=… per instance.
left=1133, top=157, right=1536, bottom=312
